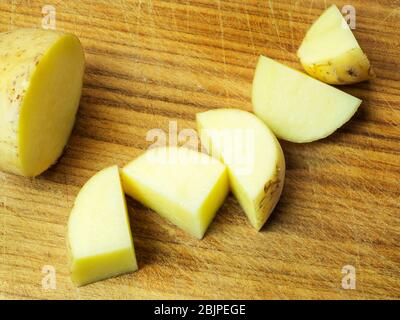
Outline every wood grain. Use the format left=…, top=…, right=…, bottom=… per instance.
left=0, top=0, right=399, bottom=300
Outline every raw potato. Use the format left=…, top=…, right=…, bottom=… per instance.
left=297, top=5, right=372, bottom=84
left=67, top=166, right=138, bottom=287
left=0, top=28, right=85, bottom=177
left=196, top=109, right=285, bottom=231
left=253, top=55, right=362, bottom=143
left=121, top=147, right=229, bottom=239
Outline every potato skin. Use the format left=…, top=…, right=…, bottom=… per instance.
left=254, top=146, right=285, bottom=231
left=299, top=47, right=373, bottom=85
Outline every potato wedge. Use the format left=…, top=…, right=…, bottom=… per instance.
left=196, top=109, right=285, bottom=230
left=121, top=147, right=229, bottom=239
left=67, top=166, right=138, bottom=286
left=253, top=55, right=362, bottom=143
left=297, top=5, right=372, bottom=84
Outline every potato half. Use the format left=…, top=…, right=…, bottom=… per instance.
left=0, top=28, right=85, bottom=176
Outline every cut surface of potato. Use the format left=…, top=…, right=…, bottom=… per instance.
left=297, top=5, right=372, bottom=84
left=0, top=28, right=85, bottom=177
left=196, top=109, right=285, bottom=231
left=253, top=55, right=362, bottom=143
left=121, top=147, right=229, bottom=239
left=67, top=166, right=137, bottom=286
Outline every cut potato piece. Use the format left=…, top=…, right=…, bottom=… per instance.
left=121, top=147, right=229, bottom=239
left=67, top=166, right=137, bottom=286
left=0, top=28, right=85, bottom=177
left=196, top=109, right=285, bottom=231
left=253, top=55, right=362, bottom=143
left=297, top=5, right=372, bottom=84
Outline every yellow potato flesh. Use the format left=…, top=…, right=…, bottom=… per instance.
left=67, top=166, right=138, bottom=286
left=297, top=5, right=371, bottom=84
left=196, top=109, right=285, bottom=231
left=121, top=147, right=229, bottom=239
left=0, top=28, right=85, bottom=177
left=252, top=55, right=362, bottom=143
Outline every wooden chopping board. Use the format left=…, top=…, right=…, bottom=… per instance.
left=0, top=0, right=399, bottom=300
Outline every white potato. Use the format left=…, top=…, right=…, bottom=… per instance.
left=297, top=5, right=372, bottom=84
left=68, top=166, right=138, bottom=286
left=0, top=28, right=85, bottom=176
left=197, top=109, right=285, bottom=230
left=253, top=55, right=362, bottom=143
left=121, top=147, right=229, bottom=239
